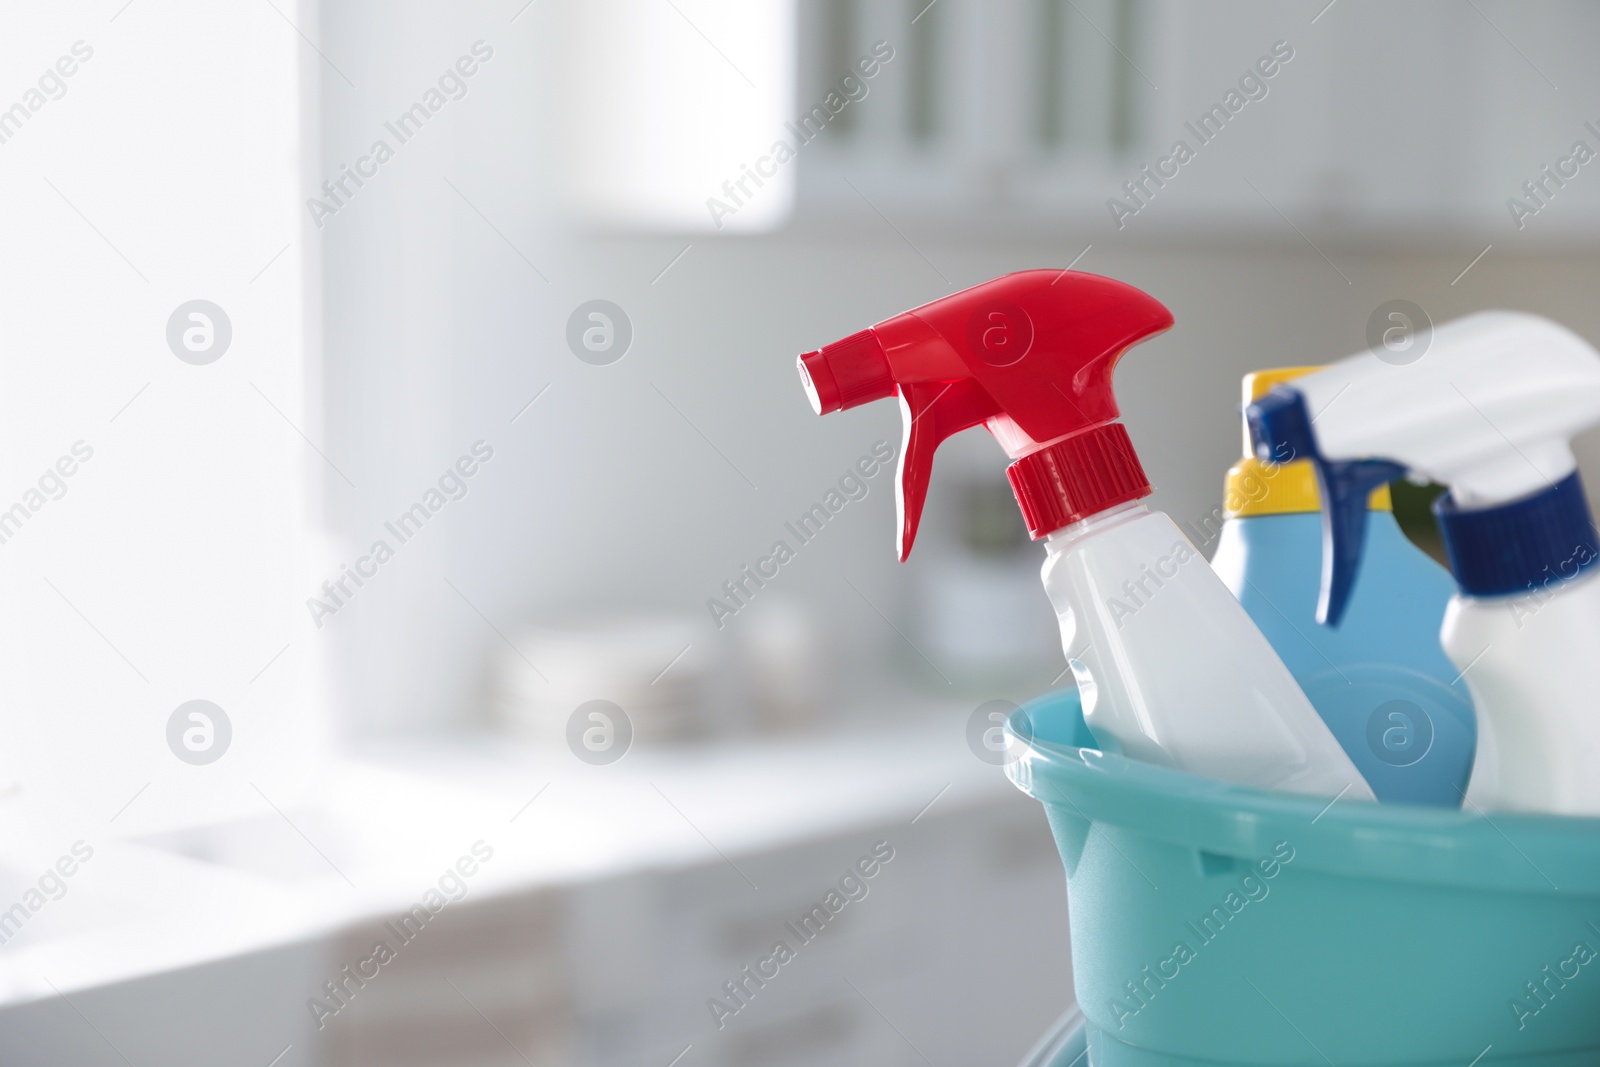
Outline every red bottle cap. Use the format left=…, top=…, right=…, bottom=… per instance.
left=1005, top=423, right=1151, bottom=538
left=796, top=270, right=1172, bottom=558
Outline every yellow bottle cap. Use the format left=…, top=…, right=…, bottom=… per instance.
left=1224, top=366, right=1391, bottom=518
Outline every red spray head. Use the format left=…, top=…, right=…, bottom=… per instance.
left=798, top=270, right=1173, bottom=559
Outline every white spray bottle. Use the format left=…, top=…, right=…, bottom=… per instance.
left=798, top=271, right=1373, bottom=801
left=1249, top=311, right=1600, bottom=815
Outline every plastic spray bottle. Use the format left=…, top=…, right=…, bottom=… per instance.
left=797, top=270, right=1373, bottom=800
left=1210, top=367, right=1476, bottom=806
left=1248, top=311, right=1600, bottom=815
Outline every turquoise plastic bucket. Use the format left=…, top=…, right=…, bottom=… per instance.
left=1006, top=690, right=1600, bottom=1066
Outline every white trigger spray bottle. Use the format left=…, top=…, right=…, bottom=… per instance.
left=1249, top=311, right=1600, bottom=815
left=799, top=271, right=1373, bottom=801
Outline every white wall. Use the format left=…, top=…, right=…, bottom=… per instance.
left=0, top=1, right=320, bottom=839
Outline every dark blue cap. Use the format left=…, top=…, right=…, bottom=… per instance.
left=1435, top=471, right=1600, bottom=599
left=1247, top=388, right=1407, bottom=627
left=1246, top=385, right=1317, bottom=469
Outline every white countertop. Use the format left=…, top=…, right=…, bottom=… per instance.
left=0, top=698, right=1023, bottom=1007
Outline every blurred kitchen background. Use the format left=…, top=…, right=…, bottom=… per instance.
left=4, top=1, right=1600, bottom=1064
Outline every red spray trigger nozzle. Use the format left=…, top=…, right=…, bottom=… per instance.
left=797, top=329, right=895, bottom=415
left=795, top=270, right=1173, bottom=559
left=894, top=379, right=1002, bottom=559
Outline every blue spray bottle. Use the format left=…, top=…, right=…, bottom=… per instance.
left=1208, top=367, right=1475, bottom=806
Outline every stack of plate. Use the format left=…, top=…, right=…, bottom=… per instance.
left=490, top=615, right=711, bottom=748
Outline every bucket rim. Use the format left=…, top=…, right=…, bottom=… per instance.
left=1005, top=701, right=1600, bottom=896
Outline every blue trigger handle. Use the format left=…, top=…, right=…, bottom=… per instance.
left=1246, top=388, right=1407, bottom=627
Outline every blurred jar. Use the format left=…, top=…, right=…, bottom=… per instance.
left=734, top=597, right=828, bottom=733
left=915, top=481, right=1060, bottom=689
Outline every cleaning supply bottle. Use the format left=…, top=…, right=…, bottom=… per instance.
left=1211, top=367, right=1476, bottom=806
left=1247, top=310, right=1600, bottom=815
left=797, top=270, right=1374, bottom=800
